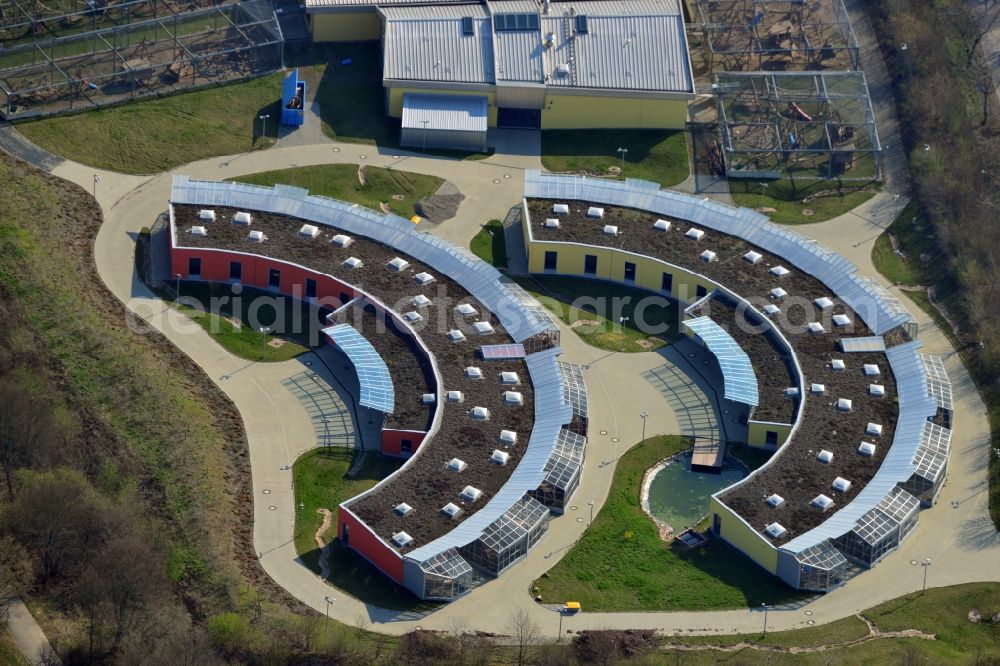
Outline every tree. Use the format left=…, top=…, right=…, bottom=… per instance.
left=0, top=378, right=60, bottom=499
left=0, top=535, right=32, bottom=621
left=507, top=607, right=541, bottom=666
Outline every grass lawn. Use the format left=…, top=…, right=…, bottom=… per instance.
left=667, top=614, right=869, bottom=649
left=541, top=130, right=690, bottom=187
left=729, top=178, right=879, bottom=224
left=870, top=201, right=947, bottom=287
left=18, top=73, right=282, bottom=174
left=227, top=164, right=444, bottom=218
left=534, top=436, right=806, bottom=611
left=174, top=304, right=307, bottom=363
left=291, top=448, right=430, bottom=611
left=514, top=275, right=681, bottom=353
left=469, top=219, right=508, bottom=268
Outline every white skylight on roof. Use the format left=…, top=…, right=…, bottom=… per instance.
left=446, top=390, right=465, bottom=403
left=864, top=363, right=881, bottom=377
left=743, top=250, right=762, bottom=264
left=858, top=441, right=877, bottom=456
left=499, top=429, right=517, bottom=446
left=391, top=531, right=413, bottom=547
left=867, top=423, right=883, bottom=437
left=470, top=406, right=490, bottom=420
left=766, top=494, right=785, bottom=508
left=247, top=230, right=265, bottom=243
left=784, top=387, right=800, bottom=398
left=587, top=207, right=604, bottom=218
left=685, top=228, right=705, bottom=240
left=448, top=329, right=467, bottom=343
left=447, top=458, right=467, bottom=472
left=503, top=391, right=524, bottom=406
left=198, top=209, right=215, bottom=221
left=233, top=211, right=252, bottom=225
left=817, top=449, right=834, bottom=463
left=441, top=503, right=462, bottom=519
left=603, top=225, right=618, bottom=236
left=808, top=322, right=825, bottom=334
left=299, top=224, right=320, bottom=238
left=189, top=226, right=207, bottom=236
left=770, top=287, right=787, bottom=300
left=837, top=398, right=853, bottom=412
left=814, top=297, right=834, bottom=310
left=394, top=503, right=413, bottom=516
left=343, top=256, right=362, bottom=269
left=831, top=359, right=846, bottom=371
left=765, top=522, right=787, bottom=538
left=473, top=321, right=495, bottom=335
left=771, top=265, right=790, bottom=277
left=414, top=271, right=434, bottom=285
left=455, top=303, right=477, bottom=317
left=421, top=393, right=436, bottom=404
left=833, top=314, right=851, bottom=327
left=869, top=384, right=885, bottom=397
left=387, top=257, right=410, bottom=271
left=500, top=371, right=520, bottom=385
left=460, top=486, right=482, bottom=502
left=832, top=477, right=852, bottom=493
left=811, top=494, right=835, bottom=510
left=654, top=219, right=671, bottom=231
left=544, top=218, right=560, bottom=229
left=811, top=383, right=826, bottom=394
left=764, top=304, right=780, bottom=315
left=331, top=234, right=352, bottom=247
left=553, top=203, right=569, bottom=214
left=403, top=311, right=422, bottom=323
left=491, top=449, right=509, bottom=465
left=465, top=366, right=483, bottom=379
left=412, top=294, right=431, bottom=308
left=700, top=250, right=718, bottom=262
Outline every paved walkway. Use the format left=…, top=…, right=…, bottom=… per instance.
left=4, top=600, right=57, bottom=665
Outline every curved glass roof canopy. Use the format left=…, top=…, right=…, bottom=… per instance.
left=323, top=323, right=395, bottom=414
left=683, top=316, right=760, bottom=407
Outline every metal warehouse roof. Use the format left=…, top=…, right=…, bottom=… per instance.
left=488, top=0, right=682, bottom=16
left=683, top=316, right=759, bottom=407
left=306, top=0, right=471, bottom=9
left=492, top=27, right=544, bottom=82
left=402, top=93, right=489, bottom=132
left=384, top=16, right=495, bottom=83
left=380, top=4, right=488, bottom=17
left=323, top=324, right=395, bottom=413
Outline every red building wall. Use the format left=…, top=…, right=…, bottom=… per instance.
left=381, top=429, right=427, bottom=458
left=336, top=507, right=404, bottom=583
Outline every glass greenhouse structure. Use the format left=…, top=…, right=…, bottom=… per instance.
left=832, top=486, right=920, bottom=567
left=529, top=429, right=587, bottom=512
left=460, top=495, right=550, bottom=575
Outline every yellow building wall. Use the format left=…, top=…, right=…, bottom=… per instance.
left=386, top=87, right=498, bottom=126
left=311, top=12, right=382, bottom=43
left=541, top=94, right=688, bottom=130
left=747, top=421, right=793, bottom=449
left=524, top=240, right=716, bottom=305
left=709, top=497, right=778, bottom=573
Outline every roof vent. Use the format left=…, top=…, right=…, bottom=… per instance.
left=743, top=250, right=762, bottom=264
left=247, top=230, right=265, bottom=242
left=654, top=219, right=671, bottom=232
left=832, top=477, right=852, bottom=493
left=455, top=303, right=478, bottom=317
left=491, top=449, right=510, bottom=465
left=700, top=250, right=717, bottom=263
left=766, top=494, right=785, bottom=508
left=858, top=441, right=876, bottom=456
left=587, top=206, right=604, bottom=219
left=807, top=322, right=825, bottom=334
left=343, top=257, right=363, bottom=269
left=421, top=393, right=436, bottom=404
left=414, top=271, right=435, bottom=285
left=465, top=366, right=483, bottom=379
left=331, top=233, right=353, bottom=247
left=412, top=294, right=431, bottom=308
left=770, top=287, right=787, bottom=300
left=810, top=383, right=826, bottom=394
left=553, top=203, right=570, bottom=214
left=603, top=225, right=619, bottom=236
left=403, top=311, right=422, bottom=323
left=500, top=371, right=520, bottom=385
left=447, top=458, right=467, bottom=472
left=473, top=321, right=495, bottom=336
left=448, top=329, right=467, bottom=343
left=765, top=522, right=787, bottom=538
left=189, top=225, right=207, bottom=236
left=763, top=304, right=780, bottom=315
left=784, top=387, right=800, bottom=398
left=869, top=384, right=885, bottom=397
left=441, top=503, right=462, bottom=519
left=503, top=391, right=524, bottom=406
left=299, top=224, right=320, bottom=238
left=817, top=449, right=834, bottom=464
left=446, top=390, right=465, bottom=403
left=500, top=429, right=517, bottom=446
left=685, top=228, right=705, bottom=240
left=811, top=494, right=835, bottom=511
left=833, top=314, right=851, bottom=327
left=556, top=63, right=571, bottom=77
left=863, top=363, right=881, bottom=377
left=837, top=398, right=853, bottom=412
left=460, top=486, right=482, bottom=502
left=388, top=257, right=410, bottom=272
left=394, top=503, right=413, bottom=516
left=866, top=423, right=883, bottom=437
left=470, top=406, right=490, bottom=420
left=770, top=265, right=790, bottom=277
left=814, top=297, right=834, bottom=310
left=198, top=209, right=216, bottom=222
left=544, top=218, right=561, bottom=229
left=831, top=359, right=846, bottom=371
left=391, top=531, right=413, bottom=547
left=233, top=211, right=252, bottom=225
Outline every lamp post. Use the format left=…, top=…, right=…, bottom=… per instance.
left=421, top=120, right=430, bottom=151
left=324, top=596, right=335, bottom=621
left=761, top=603, right=769, bottom=636
left=992, top=447, right=1000, bottom=486
left=619, top=315, right=629, bottom=351
left=587, top=500, right=594, bottom=525
left=558, top=607, right=565, bottom=641
left=921, top=559, right=931, bottom=592
left=175, top=273, right=182, bottom=301
left=616, top=147, right=628, bottom=178
left=640, top=410, right=648, bottom=442
left=92, top=173, right=101, bottom=198
left=760, top=181, right=769, bottom=197
left=258, top=114, right=270, bottom=145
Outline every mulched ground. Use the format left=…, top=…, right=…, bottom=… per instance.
left=175, top=204, right=536, bottom=550
left=527, top=198, right=900, bottom=543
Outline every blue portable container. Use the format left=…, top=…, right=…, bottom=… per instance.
left=281, top=68, right=305, bottom=127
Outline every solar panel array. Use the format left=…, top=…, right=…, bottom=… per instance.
left=480, top=344, right=527, bottom=359
left=683, top=316, right=760, bottom=407
left=837, top=336, right=886, bottom=353
left=921, top=354, right=953, bottom=412
left=170, top=176, right=558, bottom=344
left=323, top=324, right=395, bottom=413
left=523, top=171, right=913, bottom=335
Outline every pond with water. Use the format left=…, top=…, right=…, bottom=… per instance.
left=646, top=453, right=746, bottom=531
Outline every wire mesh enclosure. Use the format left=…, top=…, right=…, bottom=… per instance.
left=696, top=0, right=858, bottom=72
left=0, top=0, right=283, bottom=119
left=714, top=71, right=881, bottom=180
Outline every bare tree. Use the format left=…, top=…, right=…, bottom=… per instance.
left=971, top=56, right=1000, bottom=125
left=945, top=0, right=1000, bottom=67
left=507, top=607, right=541, bottom=666
left=0, top=535, right=32, bottom=621
left=0, top=379, right=59, bottom=499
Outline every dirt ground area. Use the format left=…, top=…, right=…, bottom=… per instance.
left=527, top=198, right=900, bottom=542
left=175, top=204, right=537, bottom=550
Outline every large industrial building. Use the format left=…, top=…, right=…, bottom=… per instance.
left=307, top=0, right=694, bottom=133
left=519, top=171, right=952, bottom=591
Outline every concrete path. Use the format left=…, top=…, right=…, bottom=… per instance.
left=5, top=600, right=58, bottom=665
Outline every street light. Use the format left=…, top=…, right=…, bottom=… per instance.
left=619, top=315, right=630, bottom=351
left=640, top=410, right=648, bottom=442
left=175, top=273, right=182, bottom=300
left=921, top=559, right=932, bottom=592
left=616, top=147, right=628, bottom=178
left=324, top=596, right=335, bottom=620
left=92, top=173, right=101, bottom=198
left=258, top=114, right=270, bottom=145
left=761, top=603, right=769, bottom=636
left=759, top=181, right=769, bottom=197
left=587, top=500, right=594, bottom=525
